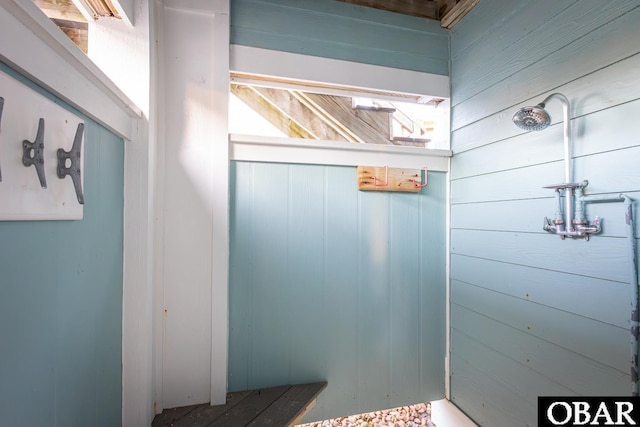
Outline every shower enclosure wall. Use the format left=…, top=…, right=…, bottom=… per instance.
left=513, top=93, right=639, bottom=395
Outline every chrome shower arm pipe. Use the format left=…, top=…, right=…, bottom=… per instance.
left=541, top=93, right=573, bottom=231
left=540, top=93, right=572, bottom=184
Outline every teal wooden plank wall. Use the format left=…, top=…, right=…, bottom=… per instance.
left=0, top=68, right=124, bottom=426
left=230, top=0, right=449, bottom=75
left=228, top=161, right=446, bottom=422
left=449, top=1, right=640, bottom=426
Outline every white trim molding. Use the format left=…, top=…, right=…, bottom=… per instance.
left=231, top=45, right=450, bottom=100
left=0, top=0, right=141, bottom=140
left=230, top=134, right=452, bottom=172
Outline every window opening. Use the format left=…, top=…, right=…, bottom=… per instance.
left=33, top=0, right=122, bottom=54
left=33, top=0, right=88, bottom=53
left=229, top=75, right=449, bottom=150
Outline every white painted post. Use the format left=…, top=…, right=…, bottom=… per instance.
left=210, top=1, right=230, bottom=407
left=158, top=0, right=229, bottom=409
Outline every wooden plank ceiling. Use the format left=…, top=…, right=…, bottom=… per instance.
left=337, top=0, right=479, bottom=28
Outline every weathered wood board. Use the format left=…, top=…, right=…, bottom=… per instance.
left=357, top=165, right=425, bottom=192
left=152, top=382, right=327, bottom=427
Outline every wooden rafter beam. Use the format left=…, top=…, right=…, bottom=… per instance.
left=89, top=0, right=120, bottom=17
left=301, top=93, right=394, bottom=145
left=52, top=19, right=88, bottom=53
left=440, top=0, right=480, bottom=28
left=231, top=84, right=316, bottom=139
left=251, top=86, right=353, bottom=142
left=334, top=0, right=479, bottom=28
left=33, top=0, right=88, bottom=52
left=336, top=0, right=440, bottom=20
left=233, top=82, right=407, bottom=145
left=33, top=0, right=87, bottom=22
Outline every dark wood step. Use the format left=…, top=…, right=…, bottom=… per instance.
left=152, top=382, right=327, bottom=427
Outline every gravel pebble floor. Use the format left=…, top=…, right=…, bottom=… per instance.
left=297, top=402, right=436, bottom=427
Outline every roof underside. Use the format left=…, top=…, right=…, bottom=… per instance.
left=337, top=0, right=479, bottom=28
left=33, top=0, right=479, bottom=51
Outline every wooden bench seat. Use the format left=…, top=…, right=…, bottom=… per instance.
left=152, top=382, right=328, bottom=427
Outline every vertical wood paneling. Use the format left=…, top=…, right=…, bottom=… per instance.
left=357, top=190, right=392, bottom=411
left=322, top=166, right=360, bottom=416
left=390, top=193, right=422, bottom=406
left=248, top=163, right=291, bottom=387
left=228, top=162, right=253, bottom=389
left=449, top=1, right=640, bottom=426
left=288, top=165, right=326, bottom=382
left=419, top=175, right=447, bottom=400
left=230, top=0, right=449, bottom=75
left=0, top=76, right=124, bottom=426
left=229, top=162, right=446, bottom=422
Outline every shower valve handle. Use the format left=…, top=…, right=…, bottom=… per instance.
left=543, top=217, right=554, bottom=232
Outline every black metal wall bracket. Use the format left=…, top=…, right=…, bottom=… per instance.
left=0, top=97, right=4, bottom=182
left=57, top=123, right=84, bottom=204
left=23, top=117, right=47, bottom=188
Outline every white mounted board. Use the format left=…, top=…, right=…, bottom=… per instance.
left=0, top=71, right=84, bottom=220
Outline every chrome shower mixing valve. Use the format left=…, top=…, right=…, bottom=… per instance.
left=541, top=182, right=602, bottom=240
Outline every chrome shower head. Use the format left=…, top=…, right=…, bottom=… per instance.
left=512, top=104, right=551, bottom=131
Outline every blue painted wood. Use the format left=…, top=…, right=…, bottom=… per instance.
left=452, top=304, right=629, bottom=395
left=451, top=145, right=640, bottom=204
left=318, top=166, right=360, bottom=417
left=230, top=0, right=449, bottom=75
left=451, top=53, right=640, bottom=154
left=451, top=0, right=631, bottom=106
left=451, top=161, right=564, bottom=204
left=452, top=96, right=640, bottom=173
left=450, top=1, right=640, bottom=422
left=356, top=190, right=392, bottom=411
left=450, top=329, right=569, bottom=427
left=449, top=0, right=530, bottom=61
left=451, top=195, right=640, bottom=238
left=451, top=2, right=640, bottom=130
left=228, top=161, right=253, bottom=389
left=228, top=162, right=446, bottom=422
left=451, top=279, right=629, bottom=372
left=0, top=70, right=123, bottom=427
left=450, top=365, right=526, bottom=427
left=389, top=193, right=423, bottom=407
left=450, top=254, right=630, bottom=328
left=451, top=228, right=630, bottom=283
left=287, top=165, right=327, bottom=383
left=245, top=162, right=292, bottom=388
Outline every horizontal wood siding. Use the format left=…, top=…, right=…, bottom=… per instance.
left=230, top=0, right=449, bottom=75
left=228, top=161, right=446, bottom=422
left=449, top=2, right=640, bottom=426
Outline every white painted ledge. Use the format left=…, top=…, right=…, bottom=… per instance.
left=431, top=399, right=478, bottom=427
left=0, top=1, right=141, bottom=140
left=230, top=45, right=450, bottom=100
left=230, top=134, right=453, bottom=172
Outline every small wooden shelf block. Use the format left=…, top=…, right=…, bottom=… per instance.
left=357, top=166, right=424, bottom=192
